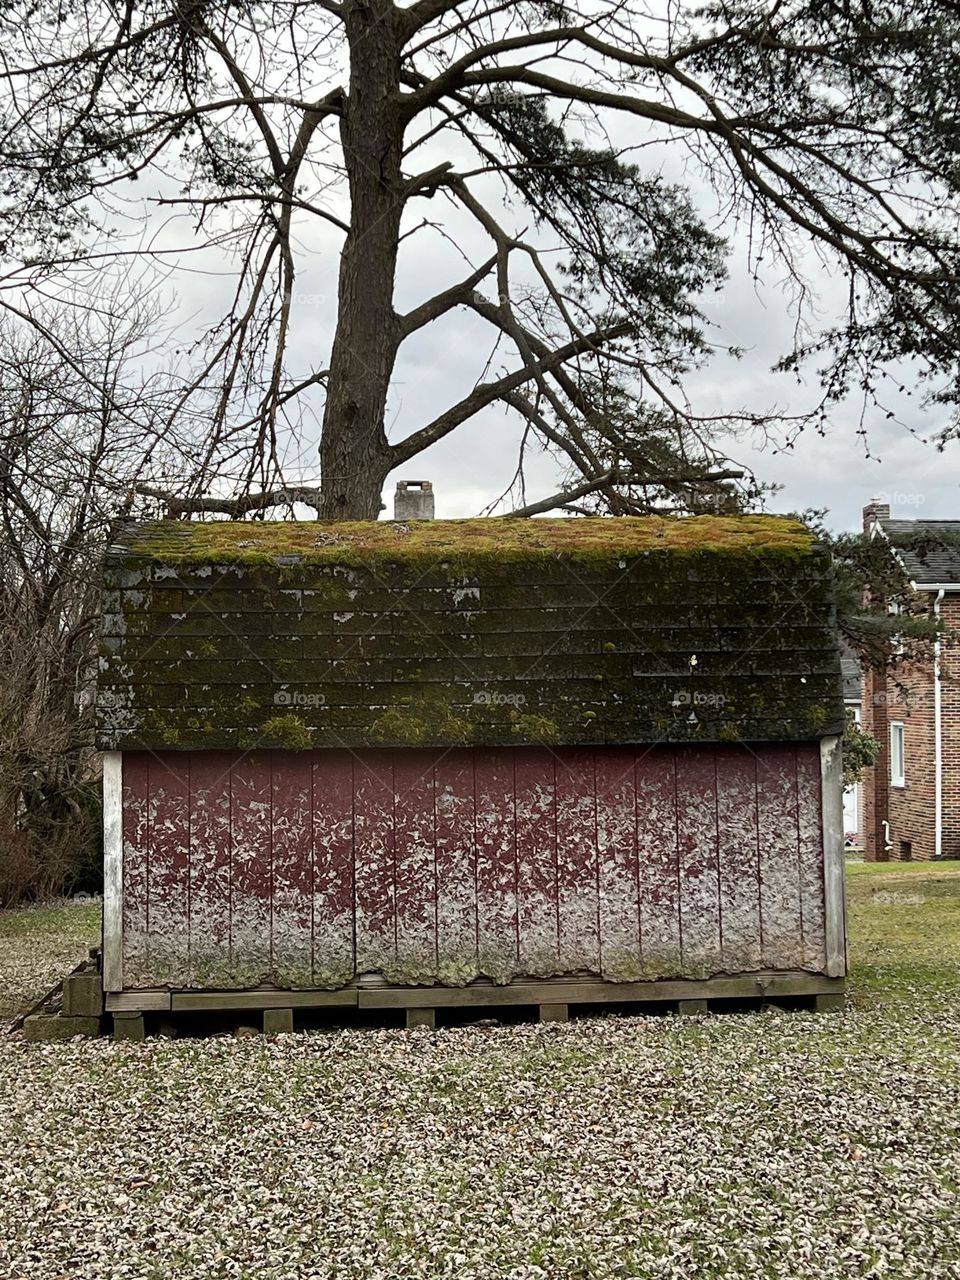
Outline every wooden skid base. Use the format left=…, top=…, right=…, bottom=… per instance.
left=357, top=972, right=843, bottom=1009
left=106, top=971, right=844, bottom=1019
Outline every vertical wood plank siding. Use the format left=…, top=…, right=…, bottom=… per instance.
left=116, top=743, right=831, bottom=992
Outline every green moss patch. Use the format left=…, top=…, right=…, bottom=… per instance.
left=113, top=514, right=815, bottom=571
left=97, top=513, right=841, bottom=751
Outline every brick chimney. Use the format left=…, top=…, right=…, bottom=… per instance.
left=863, top=497, right=890, bottom=534
left=394, top=480, right=435, bottom=521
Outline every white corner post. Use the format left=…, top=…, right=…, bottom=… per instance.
left=102, top=752, right=123, bottom=992
left=820, top=735, right=846, bottom=978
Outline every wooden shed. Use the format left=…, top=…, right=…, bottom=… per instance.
left=96, top=516, right=847, bottom=1030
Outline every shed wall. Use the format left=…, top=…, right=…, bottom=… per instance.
left=110, top=743, right=833, bottom=992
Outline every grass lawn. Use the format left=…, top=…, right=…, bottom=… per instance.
left=0, top=864, right=957, bottom=1280
left=0, top=900, right=101, bottom=1022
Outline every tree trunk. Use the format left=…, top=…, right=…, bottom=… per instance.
left=319, top=0, right=404, bottom=520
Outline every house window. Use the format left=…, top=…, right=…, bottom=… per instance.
left=890, top=721, right=905, bottom=788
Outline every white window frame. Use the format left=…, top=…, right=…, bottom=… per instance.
left=890, top=721, right=905, bottom=788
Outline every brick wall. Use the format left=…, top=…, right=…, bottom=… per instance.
left=886, top=654, right=936, bottom=860
left=861, top=663, right=889, bottom=860
left=941, top=596, right=960, bottom=859
left=862, top=591, right=960, bottom=861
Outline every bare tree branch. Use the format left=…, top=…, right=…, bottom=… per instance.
left=504, top=467, right=747, bottom=518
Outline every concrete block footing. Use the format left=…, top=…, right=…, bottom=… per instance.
left=24, top=1013, right=101, bottom=1042
left=677, top=999, right=709, bottom=1016
left=814, top=992, right=846, bottom=1013
left=63, top=971, right=104, bottom=1018
left=113, top=1013, right=146, bottom=1042
left=539, top=1002, right=569, bottom=1022
left=263, top=1008, right=295, bottom=1035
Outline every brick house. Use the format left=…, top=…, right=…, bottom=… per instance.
left=860, top=501, right=960, bottom=861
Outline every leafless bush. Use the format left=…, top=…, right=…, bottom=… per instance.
left=0, top=286, right=187, bottom=902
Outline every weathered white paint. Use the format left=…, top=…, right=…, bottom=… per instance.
left=115, top=745, right=837, bottom=993
left=820, top=736, right=847, bottom=978
left=797, top=753, right=828, bottom=972
left=102, top=751, right=123, bottom=992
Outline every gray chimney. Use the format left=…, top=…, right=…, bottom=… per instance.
left=394, top=480, right=435, bottom=521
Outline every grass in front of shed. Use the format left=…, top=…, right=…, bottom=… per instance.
left=0, top=899, right=101, bottom=939
left=0, top=899, right=101, bottom=1021
left=0, top=865, right=956, bottom=1280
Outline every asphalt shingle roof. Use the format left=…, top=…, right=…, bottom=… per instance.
left=879, top=519, right=960, bottom=586
left=840, top=654, right=862, bottom=703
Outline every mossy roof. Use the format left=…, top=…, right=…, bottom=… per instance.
left=97, top=513, right=841, bottom=752
left=113, top=514, right=815, bottom=570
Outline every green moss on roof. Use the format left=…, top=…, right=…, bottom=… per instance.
left=97, top=510, right=841, bottom=752
left=114, top=514, right=815, bottom=569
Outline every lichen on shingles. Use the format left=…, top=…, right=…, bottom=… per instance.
left=110, top=514, right=816, bottom=572
left=97, top=512, right=843, bottom=752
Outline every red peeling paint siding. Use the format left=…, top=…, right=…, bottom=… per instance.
left=146, top=755, right=190, bottom=986
left=271, top=755, right=314, bottom=987
left=757, top=744, right=805, bottom=969
left=515, top=748, right=560, bottom=978
left=188, top=753, right=232, bottom=986
left=555, top=750, right=601, bottom=974
left=676, top=747, right=723, bottom=977
left=715, top=749, right=763, bottom=973
left=121, top=752, right=149, bottom=984
left=595, top=748, right=640, bottom=981
left=230, top=758, right=272, bottom=986
left=311, top=751, right=354, bottom=986
left=433, top=750, right=478, bottom=984
left=117, top=743, right=829, bottom=991
left=635, top=752, right=682, bottom=974
left=353, top=753, right=395, bottom=977
left=474, top=749, right=519, bottom=983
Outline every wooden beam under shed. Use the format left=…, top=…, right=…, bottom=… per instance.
left=171, top=989, right=358, bottom=1012
left=106, top=991, right=171, bottom=1013
left=358, top=971, right=843, bottom=1010
left=103, top=971, right=843, bottom=1018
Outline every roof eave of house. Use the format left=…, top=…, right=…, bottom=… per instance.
left=872, top=518, right=960, bottom=591
left=869, top=517, right=914, bottom=579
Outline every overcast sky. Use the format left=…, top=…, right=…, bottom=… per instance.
left=264, top=221, right=960, bottom=535
left=383, top=278, right=959, bottom=533
left=129, top=24, right=960, bottom=540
